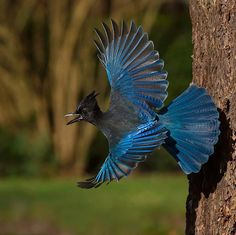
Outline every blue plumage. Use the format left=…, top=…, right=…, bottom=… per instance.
left=95, top=20, right=168, bottom=121
left=78, top=121, right=167, bottom=188
left=66, top=20, right=220, bottom=189
left=159, top=85, right=220, bottom=174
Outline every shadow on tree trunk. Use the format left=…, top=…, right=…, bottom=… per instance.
left=186, top=110, right=234, bottom=235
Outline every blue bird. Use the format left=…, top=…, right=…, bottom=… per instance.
left=65, top=20, right=220, bottom=189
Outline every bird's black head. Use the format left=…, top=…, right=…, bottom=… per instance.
left=65, top=91, right=101, bottom=125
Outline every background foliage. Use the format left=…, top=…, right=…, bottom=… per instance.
left=0, top=0, right=192, bottom=177
left=0, top=0, right=192, bottom=234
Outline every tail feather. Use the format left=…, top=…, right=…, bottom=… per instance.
left=169, top=85, right=205, bottom=106
left=169, top=101, right=217, bottom=115
left=160, top=85, right=220, bottom=174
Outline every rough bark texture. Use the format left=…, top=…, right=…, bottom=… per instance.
left=186, top=1, right=236, bottom=235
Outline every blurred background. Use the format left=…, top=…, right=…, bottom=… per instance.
left=0, top=0, right=192, bottom=234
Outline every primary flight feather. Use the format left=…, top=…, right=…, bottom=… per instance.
left=65, top=20, right=220, bottom=189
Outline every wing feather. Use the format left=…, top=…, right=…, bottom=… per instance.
left=78, top=121, right=167, bottom=188
left=95, top=20, right=169, bottom=121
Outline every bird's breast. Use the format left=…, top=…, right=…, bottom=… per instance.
left=97, top=107, right=141, bottom=147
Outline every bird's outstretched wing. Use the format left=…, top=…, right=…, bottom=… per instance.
left=94, top=20, right=168, bottom=121
left=78, top=121, right=167, bottom=188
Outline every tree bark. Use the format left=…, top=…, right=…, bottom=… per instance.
left=186, top=1, right=236, bottom=235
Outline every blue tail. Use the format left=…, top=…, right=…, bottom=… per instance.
left=159, top=85, right=220, bottom=174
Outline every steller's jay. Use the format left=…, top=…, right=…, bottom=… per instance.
left=65, top=20, right=220, bottom=189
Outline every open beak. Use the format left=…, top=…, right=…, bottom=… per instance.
left=65, top=112, right=83, bottom=125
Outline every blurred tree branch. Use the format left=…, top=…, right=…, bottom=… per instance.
left=0, top=0, right=169, bottom=175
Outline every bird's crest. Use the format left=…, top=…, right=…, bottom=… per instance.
left=77, top=91, right=99, bottom=110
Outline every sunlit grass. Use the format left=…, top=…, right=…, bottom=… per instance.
left=0, top=174, right=187, bottom=235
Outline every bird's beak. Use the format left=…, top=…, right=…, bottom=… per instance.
left=65, top=112, right=83, bottom=125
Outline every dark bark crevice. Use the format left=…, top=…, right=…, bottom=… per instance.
left=186, top=110, right=234, bottom=234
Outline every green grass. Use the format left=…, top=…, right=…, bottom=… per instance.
left=0, top=174, right=187, bottom=235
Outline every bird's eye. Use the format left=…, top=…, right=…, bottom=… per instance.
left=75, top=108, right=81, bottom=114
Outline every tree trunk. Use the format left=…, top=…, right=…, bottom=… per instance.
left=186, top=1, right=236, bottom=235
